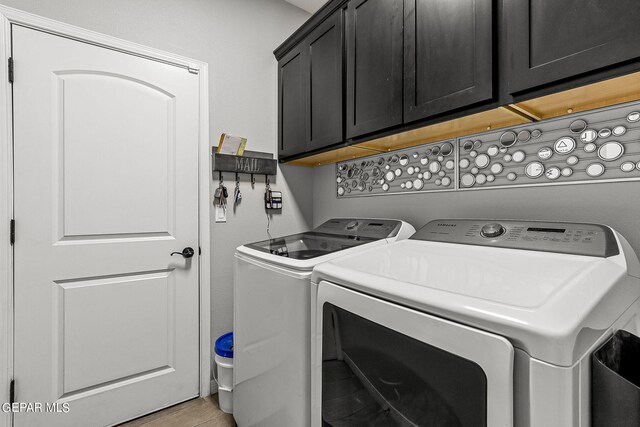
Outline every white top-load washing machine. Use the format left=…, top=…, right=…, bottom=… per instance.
left=233, top=218, right=415, bottom=427
left=311, top=219, right=640, bottom=427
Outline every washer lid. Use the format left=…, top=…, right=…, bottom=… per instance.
left=238, top=218, right=415, bottom=271
left=245, top=231, right=376, bottom=260
left=243, top=218, right=406, bottom=260
left=312, top=237, right=639, bottom=366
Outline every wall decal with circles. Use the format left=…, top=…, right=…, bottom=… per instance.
left=458, top=101, right=640, bottom=191
left=335, top=101, right=640, bottom=198
left=336, top=140, right=457, bottom=197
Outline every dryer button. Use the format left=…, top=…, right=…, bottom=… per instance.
left=481, top=223, right=505, bottom=238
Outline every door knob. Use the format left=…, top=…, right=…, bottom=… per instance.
left=171, top=247, right=195, bottom=258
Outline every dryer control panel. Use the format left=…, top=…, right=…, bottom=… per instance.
left=411, top=219, right=619, bottom=257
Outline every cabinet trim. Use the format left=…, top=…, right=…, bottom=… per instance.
left=274, top=0, right=348, bottom=60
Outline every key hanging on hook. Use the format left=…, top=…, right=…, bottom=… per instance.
left=214, top=172, right=228, bottom=208
left=264, top=175, right=271, bottom=211
left=234, top=173, right=242, bottom=205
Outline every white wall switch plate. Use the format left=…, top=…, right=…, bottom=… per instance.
left=215, top=204, right=226, bottom=223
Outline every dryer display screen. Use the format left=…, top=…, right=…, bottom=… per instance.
left=527, top=227, right=566, bottom=233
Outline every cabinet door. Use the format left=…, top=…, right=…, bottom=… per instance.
left=506, top=0, right=640, bottom=94
left=307, top=10, right=344, bottom=152
left=278, top=45, right=307, bottom=158
left=346, top=0, right=403, bottom=139
left=307, top=9, right=343, bottom=151
left=404, top=0, right=492, bottom=123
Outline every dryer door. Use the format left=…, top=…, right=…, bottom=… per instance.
left=312, top=281, right=514, bottom=427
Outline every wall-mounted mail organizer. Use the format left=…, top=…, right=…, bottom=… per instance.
left=213, top=150, right=277, bottom=184
left=336, top=100, right=640, bottom=198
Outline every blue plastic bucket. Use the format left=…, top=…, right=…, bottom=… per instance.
left=214, top=332, right=233, bottom=414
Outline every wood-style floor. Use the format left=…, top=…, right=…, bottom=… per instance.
left=118, top=395, right=235, bottom=427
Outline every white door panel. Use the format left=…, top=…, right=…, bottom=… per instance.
left=57, top=271, right=175, bottom=394
left=58, top=72, right=175, bottom=237
left=13, top=25, right=200, bottom=426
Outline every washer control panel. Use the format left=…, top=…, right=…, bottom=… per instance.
left=411, top=219, right=619, bottom=257
left=315, top=218, right=402, bottom=239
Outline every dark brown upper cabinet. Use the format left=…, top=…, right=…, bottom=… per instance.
left=307, top=10, right=344, bottom=152
left=506, top=0, right=640, bottom=94
left=278, top=9, right=343, bottom=158
left=346, top=0, right=403, bottom=139
left=278, top=45, right=308, bottom=158
left=404, top=0, right=493, bottom=123
left=276, top=0, right=640, bottom=162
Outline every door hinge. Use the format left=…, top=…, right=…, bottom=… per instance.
left=198, top=246, right=201, bottom=256
left=9, top=219, right=14, bottom=246
left=8, top=57, right=13, bottom=83
left=187, top=66, right=198, bottom=75
left=9, top=379, right=14, bottom=405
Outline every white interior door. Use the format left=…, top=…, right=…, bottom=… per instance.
left=12, top=25, right=200, bottom=426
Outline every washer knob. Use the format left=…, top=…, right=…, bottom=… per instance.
left=481, top=223, right=505, bottom=238
left=346, top=220, right=359, bottom=230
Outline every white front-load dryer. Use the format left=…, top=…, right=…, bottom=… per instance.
left=311, top=219, right=640, bottom=427
left=233, top=218, right=415, bottom=427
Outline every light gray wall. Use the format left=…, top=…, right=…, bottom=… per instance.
left=202, top=1, right=313, bottom=356
left=0, top=0, right=313, bottom=368
left=314, top=165, right=640, bottom=255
